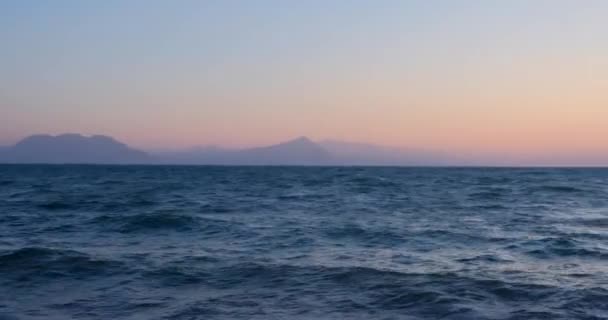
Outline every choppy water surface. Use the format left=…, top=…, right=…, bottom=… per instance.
left=0, top=165, right=607, bottom=319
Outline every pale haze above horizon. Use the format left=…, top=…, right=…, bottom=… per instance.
left=1, top=1, right=607, bottom=165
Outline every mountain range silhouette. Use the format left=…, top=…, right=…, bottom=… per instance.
left=0, top=134, right=453, bottom=165
left=0, top=134, right=150, bottom=164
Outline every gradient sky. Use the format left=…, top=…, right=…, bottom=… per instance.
left=1, top=1, right=607, bottom=162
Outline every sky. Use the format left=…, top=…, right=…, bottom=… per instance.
left=1, top=1, right=607, bottom=163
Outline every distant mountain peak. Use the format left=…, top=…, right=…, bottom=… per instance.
left=234, top=136, right=332, bottom=165
left=57, top=133, right=85, bottom=138
left=90, top=134, right=117, bottom=141
left=15, top=134, right=53, bottom=146
left=2, top=133, right=151, bottom=164
left=151, top=136, right=331, bottom=165
left=294, top=136, right=312, bottom=142
left=281, top=136, right=314, bottom=145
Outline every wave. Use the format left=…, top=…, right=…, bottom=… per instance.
left=97, top=199, right=159, bottom=212
left=475, top=176, right=514, bottom=185
left=520, top=237, right=608, bottom=259
left=143, top=255, right=222, bottom=287
left=472, top=204, right=508, bottom=210
left=457, top=254, right=514, bottom=264
left=0, top=247, right=123, bottom=280
left=469, top=192, right=503, bottom=200
left=142, top=263, right=608, bottom=319
left=37, top=200, right=76, bottom=210
left=277, top=192, right=330, bottom=201
left=0, top=180, right=15, bottom=186
left=95, top=179, right=126, bottom=186
left=91, top=211, right=243, bottom=236
left=144, top=262, right=573, bottom=314
left=573, top=217, right=608, bottom=228
left=93, top=211, right=200, bottom=233
left=324, top=224, right=405, bottom=246
left=530, top=185, right=587, bottom=194
left=199, top=203, right=236, bottom=214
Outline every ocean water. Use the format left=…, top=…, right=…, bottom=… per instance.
left=0, top=165, right=607, bottom=320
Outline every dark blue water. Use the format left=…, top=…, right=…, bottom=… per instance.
left=0, top=165, right=607, bottom=319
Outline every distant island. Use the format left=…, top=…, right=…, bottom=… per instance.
left=0, top=133, right=453, bottom=165
left=0, top=134, right=151, bottom=164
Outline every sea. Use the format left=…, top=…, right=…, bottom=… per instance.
left=0, top=165, right=607, bottom=320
